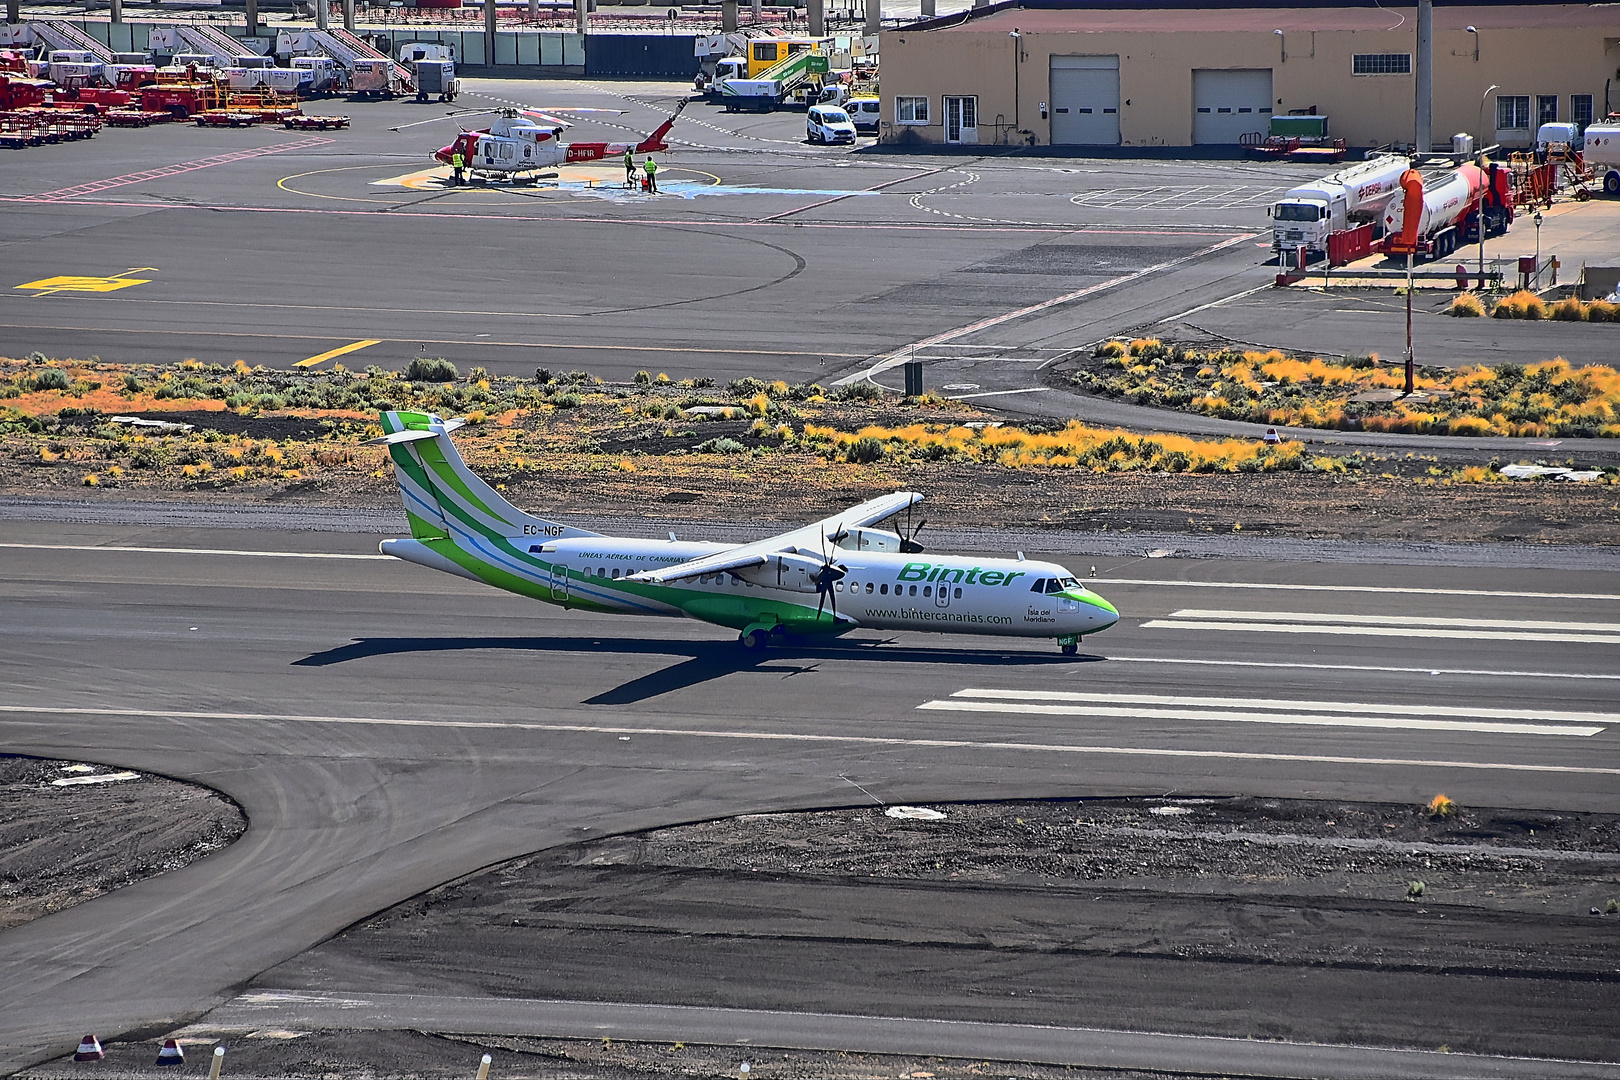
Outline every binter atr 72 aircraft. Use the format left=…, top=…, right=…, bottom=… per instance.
left=371, top=410, right=1120, bottom=652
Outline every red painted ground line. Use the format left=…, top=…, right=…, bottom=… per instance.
left=22, top=135, right=332, bottom=202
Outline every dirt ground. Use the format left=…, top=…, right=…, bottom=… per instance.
left=249, top=797, right=1620, bottom=1064
left=18, top=1028, right=1173, bottom=1080
left=4, top=355, right=1619, bottom=547
left=0, top=756, right=245, bottom=931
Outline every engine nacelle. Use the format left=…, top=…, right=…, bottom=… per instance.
left=834, top=527, right=903, bottom=553
left=733, top=551, right=831, bottom=593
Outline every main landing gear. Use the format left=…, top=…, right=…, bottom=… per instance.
left=739, top=622, right=779, bottom=651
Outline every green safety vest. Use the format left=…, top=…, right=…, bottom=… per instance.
left=452, top=153, right=464, bottom=167
left=644, top=158, right=657, bottom=173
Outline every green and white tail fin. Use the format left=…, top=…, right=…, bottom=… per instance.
left=372, top=411, right=599, bottom=543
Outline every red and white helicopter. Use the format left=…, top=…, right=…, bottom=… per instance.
left=395, top=99, right=689, bottom=183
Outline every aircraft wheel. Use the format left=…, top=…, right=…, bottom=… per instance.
left=1606, top=171, right=1620, bottom=197
left=739, top=629, right=767, bottom=651
left=1061, top=642, right=1078, bottom=656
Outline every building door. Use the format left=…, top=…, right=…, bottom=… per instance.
left=944, top=95, right=978, bottom=144
left=1049, top=55, right=1119, bottom=145
left=1192, top=68, right=1272, bottom=144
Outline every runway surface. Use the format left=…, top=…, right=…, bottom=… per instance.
left=1, top=515, right=1617, bottom=1073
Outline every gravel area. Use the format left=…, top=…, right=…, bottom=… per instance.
left=0, top=755, right=245, bottom=930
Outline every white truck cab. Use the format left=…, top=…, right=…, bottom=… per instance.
left=1583, top=123, right=1620, bottom=196
left=807, top=104, right=856, bottom=145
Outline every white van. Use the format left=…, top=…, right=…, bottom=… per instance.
left=844, top=96, right=879, bottom=134
left=807, top=105, right=856, bottom=145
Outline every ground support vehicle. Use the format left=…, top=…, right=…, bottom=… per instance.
left=50, top=86, right=134, bottom=114
left=1585, top=124, right=1620, bottom=196
left=1269, top=154, right=1406, bottom=259
left=290, top=56, right=339, bottom=94
left=283, top=113, right=348, bottom=130
left=720, top=77, right=783, bottom=112
left=106, top=108, right=173, bottom=126
left=413, top=59, right=458, bottom=103
left=195, top=110, right=263, bottom=127
left=0, top=74, right=52, bottom=110
left=350, top=58, right=407, bottom=99
left=1382, top=162, right=1513, bottom=261
left=0, top=108, right=101, bottom=147
left=1244, top=116, right=1345, bottom=163
left=139, top=82, right=221, bottom=119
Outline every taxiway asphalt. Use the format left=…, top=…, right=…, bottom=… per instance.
left=1, top=518, right=1617, bottom=1074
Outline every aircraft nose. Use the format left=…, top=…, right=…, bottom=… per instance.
left=1083, top=592, right=1120, bottom=633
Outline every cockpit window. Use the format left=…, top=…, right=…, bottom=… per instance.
left=1030, top=578, right=1049, bottom=593
left=1057, top=575, right=1082, bottom=591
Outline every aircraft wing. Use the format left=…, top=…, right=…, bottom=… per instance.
left=629, top=491, right=922, bottom=584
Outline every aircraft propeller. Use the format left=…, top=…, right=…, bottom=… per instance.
left=813, top=522, right=848, bottom=623
left=898, top=502, right=927, bottom=554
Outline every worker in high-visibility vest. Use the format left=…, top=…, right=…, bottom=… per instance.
left=451, top=150, right=465, bottom=186
left=624, top=147, right=636, bottom=187
left=642, top=155, right=658, bottom=194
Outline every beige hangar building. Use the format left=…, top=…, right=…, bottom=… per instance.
left=875, top=2, right=1620, bottom=150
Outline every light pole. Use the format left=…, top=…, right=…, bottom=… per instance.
left=1534, top=210, right=1543, bottom=287
left=1477, top=83, right=1497, bottom=290
left=1477, top=83, right=1497, bottom=154
left=1466, top=24, right=1478, bottom=62
left=1009, top=28, right=1021, bottom=140
left=1274, top=28, right=1285, bottom=63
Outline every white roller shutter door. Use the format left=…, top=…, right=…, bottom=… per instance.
left=1192, top=68, right=1272, bottom=145
left=1049, top=55, right=1119, bottom=146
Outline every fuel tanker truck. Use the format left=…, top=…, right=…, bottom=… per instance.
left=1382, top=160, right=1514, bottom=260
left=1269, top=154, right=1407, bottom=258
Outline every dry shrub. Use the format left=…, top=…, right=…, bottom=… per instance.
left=1491, top=290, right=1547, bottom=319
left=1426, top=794, right=1458, bottom=818
left=1586, top=299, right=1617, bottom=323
left=1446, top=416, right=1492, bottom=436
left=1549, top=297, right=1589, bottom=322
left=1448, top=293, right=1486, bottom=317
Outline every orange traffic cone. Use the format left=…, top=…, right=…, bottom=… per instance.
left=155, top=1040, right=184, bottom=1067
left=74, top=1036, right=104, bottom=1062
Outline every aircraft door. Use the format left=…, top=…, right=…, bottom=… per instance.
left=549, top=562, right=570, bottom=600
left=936, top=578, right=952, bottom=608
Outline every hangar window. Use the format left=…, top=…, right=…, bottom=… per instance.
left=1497, top=96, right=1530, bottom=131
left=1538, top=95, right=1558, bottom=125
left=896, top=96, right=929, bottom=125
left=1352, top=53, right=1411, bottom=75
left=1573, top=95, right=1594, bottom=130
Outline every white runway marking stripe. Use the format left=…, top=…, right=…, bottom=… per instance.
left=1108, top=656, right=1620, bottom=681
left=1094, top=578, right=1620, bottom=602
left=1168, top=609, right=1620, bottom=633
left=920, top=700, right=1603, bottom=737
left=1143, top=618, right=1620, bottom=645
left=949, top=688, right=1619, bottom=726
left=4, top=704, right=1617, bottom=775
left=0, top=543, right=392, bottom=560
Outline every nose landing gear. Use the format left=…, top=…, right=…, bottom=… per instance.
left=1058, top=634, right=1080, bottom=656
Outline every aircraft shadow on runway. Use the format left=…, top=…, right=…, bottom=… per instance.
left=292, top=635, right=1104, bottom=705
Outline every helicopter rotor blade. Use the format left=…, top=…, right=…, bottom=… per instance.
left=389, top=109, right=497, bottom=132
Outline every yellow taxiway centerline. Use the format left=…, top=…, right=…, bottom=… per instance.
left=296, top=338, right=382, bottom=369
